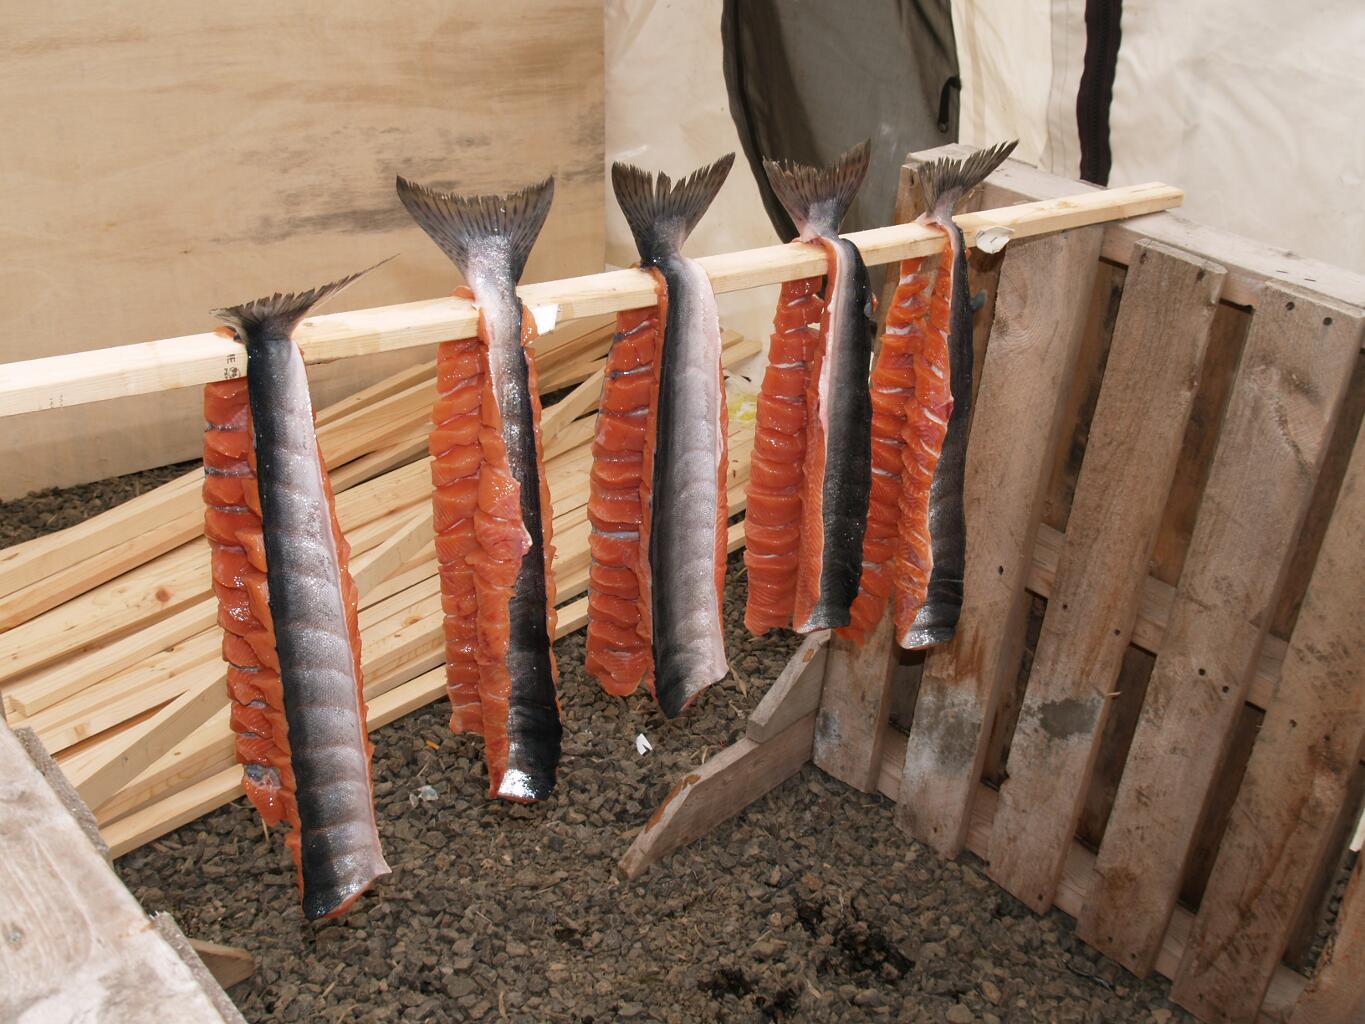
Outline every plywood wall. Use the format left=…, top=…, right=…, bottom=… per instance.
left=0, top=1, right=604, bottom=498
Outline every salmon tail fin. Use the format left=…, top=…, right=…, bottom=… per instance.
left=395, top=175, right=555, bottom=284
left=918, top=140, right=1018, bottom=220
left=762, top=139, right=871, bottom=241
left=212, top=257, right=394, bottom=340
left=611, top=154, right=735, bottom=265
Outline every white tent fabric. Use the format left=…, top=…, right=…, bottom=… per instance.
left=1108, top=0, right=1365, bottom=275
left=606, top=0, right=778, bottom=360
left=956, top=1, right=1365, bottom=276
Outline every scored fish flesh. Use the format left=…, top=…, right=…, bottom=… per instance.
left=585, top=155, right=734, bottom=718
left=210, top=264, right=391, bottom=920
left=841, top=140, right=1017, bottom=648
left=744, top=142, right=874, bottom=634
left=396, top=175, right=562, bottom=802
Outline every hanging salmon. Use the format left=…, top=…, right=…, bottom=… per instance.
left=585, top=154, right=734, bottom=718
left=743, top=141, right=875, bottom=635
left=396, top=175, right=562, bottom=802
left=842, top=140, right=1017, bottom=648
left=208, top=265, right=390, bottom=920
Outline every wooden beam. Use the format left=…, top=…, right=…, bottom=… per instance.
left=746, top=630, right=829, bottom=744
left=0, top=181, right=1182, bottom=416
left=184, top=938, right=255, bottom=992
left=618, top=714, right=816, bottom=881
left=898, top=224, right=1103, bottom=859
left=987, top=241, right=1224, bottom=913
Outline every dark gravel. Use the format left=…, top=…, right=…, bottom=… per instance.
left=11, top=468, right=1197, bottom=1022
left=0, top=460, right=197, bottom=548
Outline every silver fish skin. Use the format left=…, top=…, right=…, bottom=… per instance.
left=612, top=155, right=734, bottom=718
left=395, top=175, right=562, bottom=798
left=650, top=253, right=729, bottom=716
left=214, top=264, right=392, bottom=920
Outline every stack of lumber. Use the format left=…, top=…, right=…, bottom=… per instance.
left=0, top=315, right=761, bottom=858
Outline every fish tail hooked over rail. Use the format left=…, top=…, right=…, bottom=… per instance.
left=210, top=260, right=392, bottom=921
left=761, top=139, right=871, bottom=242
left=843, top=140, right=1017, bottom=651
left=586, top=154, right=733, bottom=718
left=611, top=154, right=735, bottom=266
left=750, top=141, right=875, bottom=636
left=397, top=172, right=562, bottom=803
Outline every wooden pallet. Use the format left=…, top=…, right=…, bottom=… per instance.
left=624, top=148, right=1365, bottom=1024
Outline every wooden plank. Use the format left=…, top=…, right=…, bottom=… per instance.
left=897, top=225, right=1103, bottom=857
left=813, top=607, right=899, bottom=793
left=0, top=0, right=605, bottom=498
left=0, top=181, right=1183, bottom=416
left=0, top=722, right=232, bottom=1022
left=1148, top=303, right=1252, bottom=585
left=4, top=599, right=217, bottom=719
left=747, top=631, right=829, bottom=744
left=0, top=458, right=430, bottom=686
left=0, top=473, right=200, bottom=600
left=539, top=367, right=605, bottom=446
left=1079, top=288, right=1363, bottom=975
left=75, top=671, right=234, bottom=813
left=1172, top=418, right=1365, bottom=1023
left=184, top=939, right=255, bottom=992
left=349, top=505, right=434, bottom=594
left=987, top=241, right=1224, bottom=913
left=1288, top=857, right=1365, bottom=1024
left=618, top=714, right=816, bottom=881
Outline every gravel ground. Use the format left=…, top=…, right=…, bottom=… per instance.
left=10, top=467, right=1200, bottom=1023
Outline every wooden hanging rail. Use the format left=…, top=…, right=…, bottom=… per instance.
left=0, top=181, right=1181, bottom=417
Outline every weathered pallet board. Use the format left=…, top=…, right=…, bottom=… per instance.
left=1171, top=416, right=1365, bottom=1022
left=988, top=241, right=1225, bottom=913
left=1287, top=856, right=1365, bottom=1024
left=898, top=224, right=1103, bottom=857
left=1079, top=288, right=1364, bottom=975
